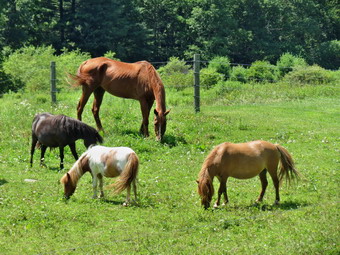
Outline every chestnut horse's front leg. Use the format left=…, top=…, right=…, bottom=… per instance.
left=139, top=98, right=153, bottom=137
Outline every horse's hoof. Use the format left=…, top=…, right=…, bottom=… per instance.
left=122, top=202, right=129, bottom=207
left=213, top=203, right=219, bottom=208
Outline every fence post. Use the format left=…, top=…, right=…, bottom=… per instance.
left=193, top=54, right=200, bottom=113
left=50, top=61, right=57, bottom=104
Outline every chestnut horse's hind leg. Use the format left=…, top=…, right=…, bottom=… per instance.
left=257, top=169, right=268, bottom=202
left=92, top=87, right=105, bottom=131
left=77, top=86, right=93, bottom=122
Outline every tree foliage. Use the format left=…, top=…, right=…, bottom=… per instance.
left=0, top=0, right=338, bottom=68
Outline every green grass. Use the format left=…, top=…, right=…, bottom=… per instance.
left=0, top=82, right=339, bottom=254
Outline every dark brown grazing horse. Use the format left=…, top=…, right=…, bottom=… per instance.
left=70, top=57, right=170, bottom=141
left=30, top=113, right=103, bottom=170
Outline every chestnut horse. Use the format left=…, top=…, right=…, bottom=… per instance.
left=197, top=140, right=300, bottom=209
left=70, top=57, right=170, bottom=141
left=60, top=145, right=139, bottom=205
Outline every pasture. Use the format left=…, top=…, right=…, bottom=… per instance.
left=0, top=82, right=339, bottom=254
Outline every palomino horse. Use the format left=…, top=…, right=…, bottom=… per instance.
left=70, top=57, right=170, bottom=141
left=197, top=140, right=300, bottom=209
left=60, top=145, right=139, bottom=205
left=30, top=113, right=103, bottom=170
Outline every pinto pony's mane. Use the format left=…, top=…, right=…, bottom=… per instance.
left=60, top=152, right=88, bottom=188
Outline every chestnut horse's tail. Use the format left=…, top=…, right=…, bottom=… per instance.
left=197, top=166, right=214, bottom=208
left=276, top=144, right=301, bottom=184
left=67, top=60, right=108, bottom=87
left=113, top=152, right=139, bottom=194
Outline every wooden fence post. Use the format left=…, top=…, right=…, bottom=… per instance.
left=193, top=54, right=200, bottom=113
left=50, top=61, right=57, bottom=104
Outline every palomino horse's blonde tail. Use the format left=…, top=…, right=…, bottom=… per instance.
left=113, top=153, right=139, bottom=194
left=197, top=167, right=214, bottom=207
left=276, top=144, right=301, bottom=185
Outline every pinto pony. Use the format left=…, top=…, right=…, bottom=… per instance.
left=30, top=113, right=103, bottom=170
left=60, top=145, right=139, bottom=205
left=197, top=140, right=300, bottom=209
left=69, top=57, right=170, bottom=141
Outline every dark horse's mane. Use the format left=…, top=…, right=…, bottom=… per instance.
left=52, top=114, right=103, bottom=143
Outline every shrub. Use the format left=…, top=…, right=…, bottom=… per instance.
left=283, top=65, right=337, bottom=85
left=2, top=45, right=91, bottom=93
left=208, top=56, right=231, bottom=79
left=248, top=60, right=277, bottom=83
left=200, top=67, right=223, bottom=89
left=2, top=45, right=56, bottom=92
left=276, top=53, right=307, bottom=78
left=230, top=65, right=249, bottom=83
left=158, top=57, right=193, bottom=90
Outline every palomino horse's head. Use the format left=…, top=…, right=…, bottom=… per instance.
left=60, top=173, right=76, bottom=199
left=154, top=109, right=170, bottom=141
left=196, top=177, right=214, bottom=209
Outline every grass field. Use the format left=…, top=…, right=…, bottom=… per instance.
left=0, top=82, right=339, bottom=254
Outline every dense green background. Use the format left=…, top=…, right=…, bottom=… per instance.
left=0, top=0, right=339, bottom=68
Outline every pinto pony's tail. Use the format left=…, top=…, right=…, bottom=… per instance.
left=276, top=144, right=301, bottom=185
left=113, top=152, right=139, bottom=194
left=197, top=167, right=214, bottom=209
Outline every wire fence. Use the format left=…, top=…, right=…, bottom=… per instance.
left=1, top=55, right=337, bottom=111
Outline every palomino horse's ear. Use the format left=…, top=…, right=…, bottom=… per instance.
left=66, top=172, right=71, bottom=181
left=154, top=109, right=159, bottom=116
left=196, top=180, right=199, bottom=184
left=165, top=109, right=171, bottom=116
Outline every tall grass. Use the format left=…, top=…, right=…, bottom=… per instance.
left=0, top=82, right=339, bottom=254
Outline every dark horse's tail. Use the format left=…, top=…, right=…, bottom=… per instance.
left=113, top=152, right=139, bottom=194
left=276, top=144, right=301, bottom=184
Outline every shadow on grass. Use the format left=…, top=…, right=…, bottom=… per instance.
left=246, top=200, right=310, bottom=211
left=0, top=179, right=8, bottom=186
left=161, top=134, right=187, bottom=147
left=120, top=129, right=143, bottom=138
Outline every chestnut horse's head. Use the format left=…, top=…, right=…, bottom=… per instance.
left=154, top=109, right=170, bottom=141
left=60, top=173, right=76, bottom=199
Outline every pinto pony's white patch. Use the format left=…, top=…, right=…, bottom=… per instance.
left=60, top=145, right=139, bottom=204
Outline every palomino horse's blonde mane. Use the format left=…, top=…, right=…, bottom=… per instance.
left=197, top=149, right=217, bottom=205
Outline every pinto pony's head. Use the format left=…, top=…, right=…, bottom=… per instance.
left=60, top=173, right=76, bottom=199
left=197, top=167, right=214, bottom=209
left=154, top=109, right=170, bottom=141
